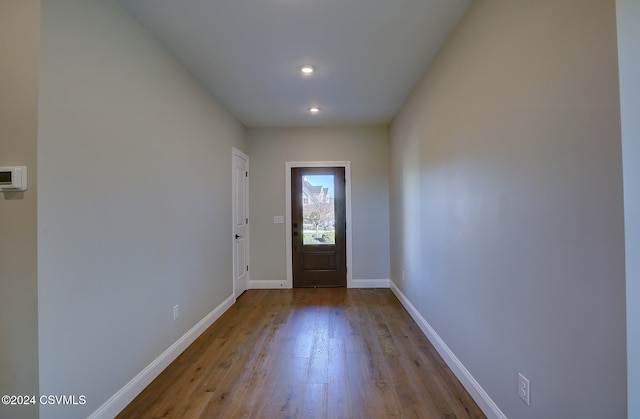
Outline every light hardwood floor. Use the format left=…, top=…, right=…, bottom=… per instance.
left=117, top=288, right=485, bottom=418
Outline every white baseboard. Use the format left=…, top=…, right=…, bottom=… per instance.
left=350, top=278, right=390, bottom=288
left=88, top=294, right=236, bottom=419
left=249, top=279, right=288, bottom=289
left=389, top=281, right=507, bottom=419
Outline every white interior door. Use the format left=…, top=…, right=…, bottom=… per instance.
left=232, top=148, right=249, bottom=297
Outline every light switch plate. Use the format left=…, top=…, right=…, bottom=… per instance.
left=273, top=216, right=284, bottom=224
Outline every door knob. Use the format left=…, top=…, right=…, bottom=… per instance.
left=235, top=234, right=243, bottom=239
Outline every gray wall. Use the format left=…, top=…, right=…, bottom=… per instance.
left=389, top=1, right=626, bottom=418
left=37, top=0, right=245, bottom=417
left=617, top=0, right=640, bottom=417
left=0, top=1, right=40, bottom=419
left=247, top=127, right=390, bottom=284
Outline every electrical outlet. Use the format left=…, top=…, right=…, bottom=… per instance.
left=518, top=373, right=530, bottom=406
left=173, top=304, right=179, bottom=321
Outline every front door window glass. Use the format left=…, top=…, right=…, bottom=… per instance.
left=301, top=175, right=335, bottom=245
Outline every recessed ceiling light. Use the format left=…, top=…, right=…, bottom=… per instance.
left=301, top=65, right=314, bottom=75
left=309, top=107, right=320, bottom=114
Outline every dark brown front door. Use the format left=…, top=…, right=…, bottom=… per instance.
left=292, top=167, right=346, bottom=287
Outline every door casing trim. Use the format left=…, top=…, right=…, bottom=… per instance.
left=285, top=161, right=352, bottom=288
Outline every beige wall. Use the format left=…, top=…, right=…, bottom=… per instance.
left=37, top=1, right=245, bottom=417
left=247, top=127, right=390, bottom=284
left=390, top=0, right=626, bottom=417
left=0, top=1, right=40, bottom=418
left=617, top=0, right=640, bottom=416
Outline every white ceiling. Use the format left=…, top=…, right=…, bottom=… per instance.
left=117, top=0, right=473, bottom=128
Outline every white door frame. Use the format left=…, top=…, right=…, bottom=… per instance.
left=285, top=161, right=352, bottom=288
left=232, top=147, right=250, bottom=298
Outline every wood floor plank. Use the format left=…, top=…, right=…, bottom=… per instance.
left=117, top=289, right=486, bottom=419
left=327, top=337, right=351, bottom=419
left=303, top=383, right=328, bottom=419
left=263, top=355, right=309, bottom=418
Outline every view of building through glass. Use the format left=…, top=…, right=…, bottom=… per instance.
left=302, top=175, right=335, bottom=245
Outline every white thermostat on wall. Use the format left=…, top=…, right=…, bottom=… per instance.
left=0, top=166, right=27, bottom=191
